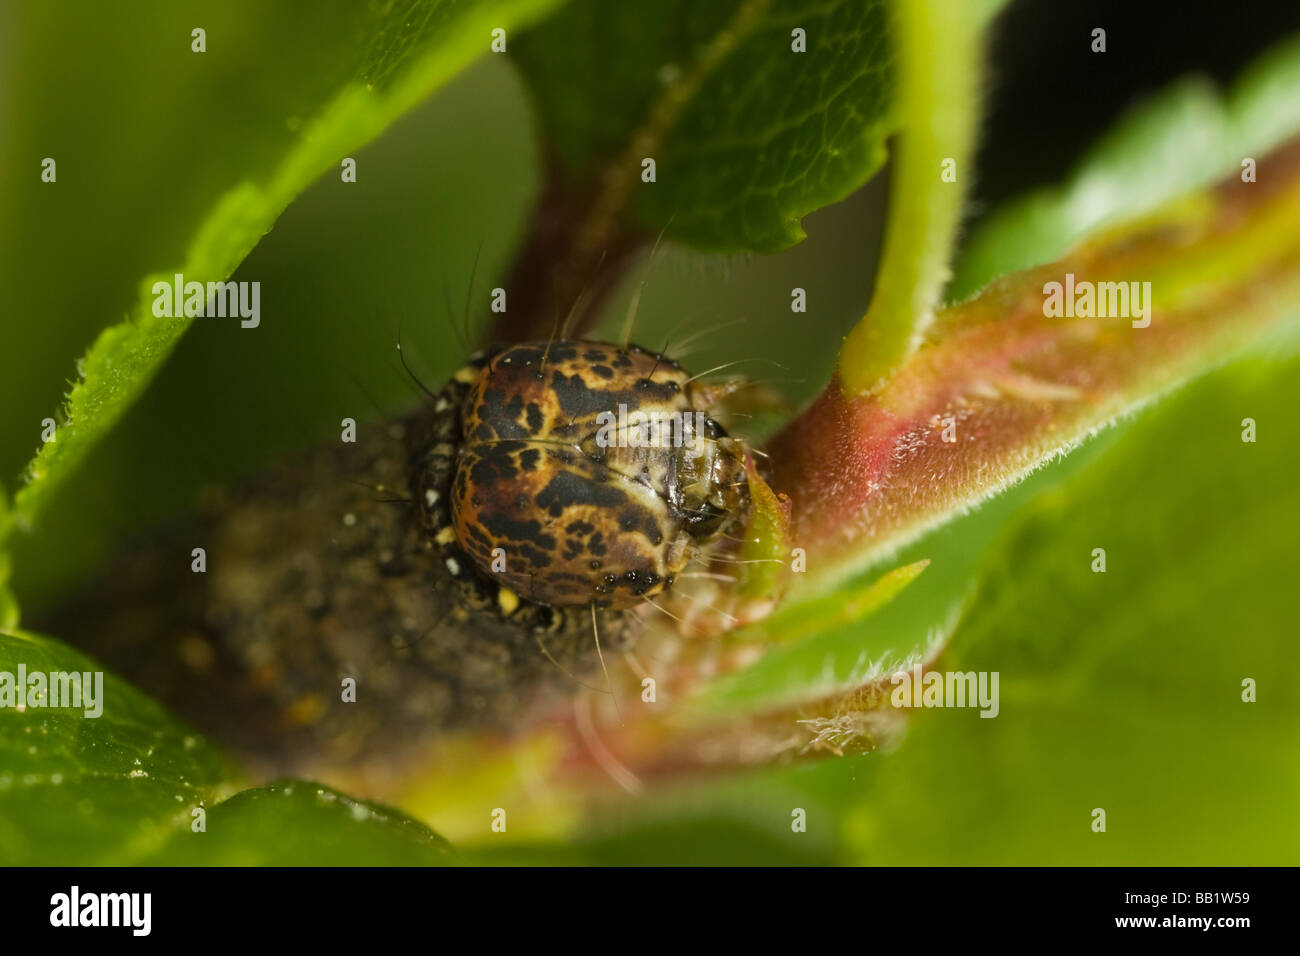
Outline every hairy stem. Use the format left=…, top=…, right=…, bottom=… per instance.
left=837, top=0, right=985, bottom=395
left=771, top=138, right=1300, bottom=597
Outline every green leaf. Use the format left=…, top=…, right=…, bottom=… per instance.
left=513, top=0, right=895, bottom=252
left=732, top=456, right=793, bottom=608
left=687, top=560, right=930, bottom=719
left=138, top=782, right=455, bottom=866
left=4, top=64, right=540, bottom=616
left=948, top=32, right=1300, bottom=302
left=835, top=354, right=1300, bottom=864
left=0, top=628, right=235, bottom=865
left=1, top=0, right=562, bottom=551
left=0, top=629, right=453, bottom=864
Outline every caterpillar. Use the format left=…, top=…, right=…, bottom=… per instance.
left=44, top=336, right=759, bottom=787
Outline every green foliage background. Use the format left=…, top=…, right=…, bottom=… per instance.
left=0, top=0, right=1297, bottom=864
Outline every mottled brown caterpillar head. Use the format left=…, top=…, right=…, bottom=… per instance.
left=434, top=340, right=751, bottom=610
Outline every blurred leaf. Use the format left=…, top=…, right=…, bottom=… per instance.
left=837, top=354, right=1300, bottom=864
left=949, top=32, right=1300, bottom=301
left=470, top=808, right=836, bottom=865
left=1, top=0, right=562, bottom=552
left=514, top=0, right=894, bottom=252
left=0, top=629, right=452, bottom=864
left=0, top=490, right=16, bottom=629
